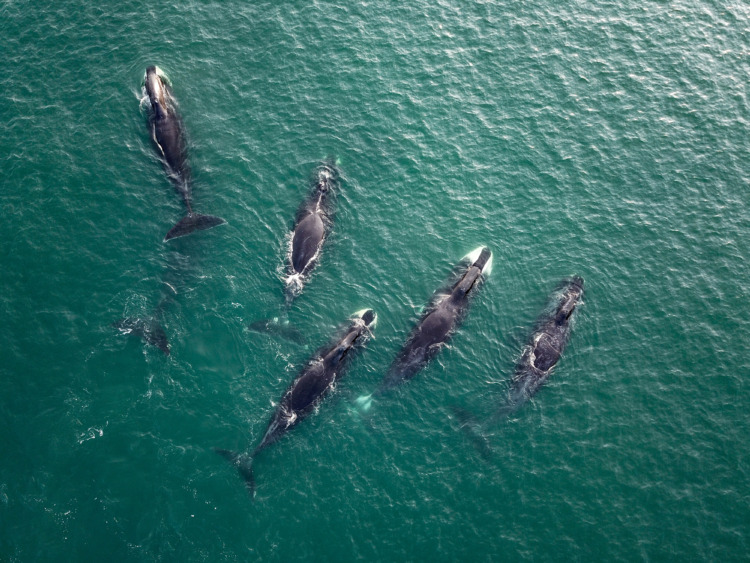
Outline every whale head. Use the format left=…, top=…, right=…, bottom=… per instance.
left=145, top=66, right=168, bottom=117
left=314, top=164, right=339, bottom=195
left=464, top=246, right=493, bottom=276
left=569, top=275, right=584, bottom=291
left=555, top=277, right=584, bottom=324
left=353, top=308, right=377, bottom=330
left=450, top=246, right=493, bottom=301
left=472, top=247, right=492, bottom=272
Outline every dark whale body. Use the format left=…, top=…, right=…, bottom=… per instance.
left=379, top=247, right=492, bottom=391
left=144, top=66, right=225, bottom=241
left=244, top=164, right=338, bottom=337
left=217, top=309, right=376, bottom=497
left=507, top=276, right=584, bottom=407
left=285, top=164, right=338, bottom=297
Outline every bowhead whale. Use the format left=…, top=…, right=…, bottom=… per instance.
left=284, top=163, right=338, bottom=298
left=112, top=316, right=170, bottom=355
left=506, top=276, right=584, bottom=408
left=362, top=247, right=491, bottom=404
left=144, top=66, right=226, bottom=241
left=453, top=276, right=584, bottom=456
left=217, top=309, right=376, bottom=497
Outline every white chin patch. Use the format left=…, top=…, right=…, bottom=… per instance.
left=352, top=309, right=377, bottom=328
left=462, top=246, right=493, bottom=276
left=484, top=252, right=493, bottom=276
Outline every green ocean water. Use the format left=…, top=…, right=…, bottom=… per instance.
left=2, top=0, right=750, bottom=560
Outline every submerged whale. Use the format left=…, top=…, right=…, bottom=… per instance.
left=217, top=309, right=376, bottom=497
left=284, top=163, right=338, bottom=298
left=113, top=247, right=200, bottom=355
left=373, top=247, right=492, bottom=396
left=112, top=316, right=170, bottom=355
left=143, top=66, right=226, bottom=241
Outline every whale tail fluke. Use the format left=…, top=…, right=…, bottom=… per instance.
left=450, top=406, right=494, bottom=461
left=215, top=448, right=256, bottom=499
left=112, top=317, right=170, bottom=355
left=164, top=213, right=226, bottom=241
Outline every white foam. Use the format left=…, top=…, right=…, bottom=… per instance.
left=355, top=394, right=374, bottom=412
left=285, top=272, right=304, bottom=292
left=484, top=252, right=494, bottom=276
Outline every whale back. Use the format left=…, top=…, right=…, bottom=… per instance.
left=291, top=212, right=326, bottom=274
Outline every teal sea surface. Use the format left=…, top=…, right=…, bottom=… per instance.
left=2, top=0, right=750, bottom=560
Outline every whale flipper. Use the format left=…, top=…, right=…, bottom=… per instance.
left=113, top=317, right=170, bottom=355
left=215, top=448, right=255, bottom=498
left=164, top=213, right=226, bottom=241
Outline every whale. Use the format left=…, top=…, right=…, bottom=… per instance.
left=217, top=309, right=376, bottom=497
left=373, top=247, right=492, bottom=397
left=112, top=247, right=201, bottom=355
left=284, top=163, right=338, bottom=298
left=143, top=66, right=226, bottom=241
left=506, top=276, right=584, bottom=408
left=112, top=316, right=170, bottom=355
left=453, top=276, right=584, bottom=456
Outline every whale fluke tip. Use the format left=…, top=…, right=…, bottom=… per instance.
left=215, top=448, right=256, bottom=499
left=164, top=214, right=226, bottom=241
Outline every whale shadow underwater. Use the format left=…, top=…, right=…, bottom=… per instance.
left=452, top=276, right=585, bottom=458
left=217, top=309, right=376, bottom=498
left=143, top=66, right=226, bottom=242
